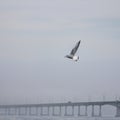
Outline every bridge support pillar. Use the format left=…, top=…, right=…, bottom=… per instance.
left=91, top=105, right=94, bottom=117
left=116, top=105, right=120, bottom=117
left=40, top=107, right=42, bottom=116
left=78, top=105, right=80, bottom=116
left=15, top=108, right=17, bottom=115
left=64, top=106, right=67, bottom=116
left=59, top=106, right=61, bottom=116
left=72, top=106, right=74, bottom=116
left=99, top=105, right=102, bottom=117
left=29, top=107, right=32, bottom=116
left=8, top=108, right=10, bottom=115
left=85, top=105, right=88, bottom=116
left=5, top=107, right=8, bottom=115
left=52, top=107, right=54, bottom=116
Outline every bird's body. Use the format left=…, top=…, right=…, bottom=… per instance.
left=65, top=40, right=81, bottom=61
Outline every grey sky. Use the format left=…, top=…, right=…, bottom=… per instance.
left=0, top=0, right=120, bottom=104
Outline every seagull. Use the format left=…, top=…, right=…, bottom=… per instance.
left=65, top=40, right=81, bottom=61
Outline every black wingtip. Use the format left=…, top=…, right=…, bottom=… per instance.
left=77, top=40, right=81, bottom=44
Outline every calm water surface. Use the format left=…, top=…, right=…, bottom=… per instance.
left=0, top=116, right=120, bottom=120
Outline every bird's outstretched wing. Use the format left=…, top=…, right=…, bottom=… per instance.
left=70, top=40, right=81, bottom=55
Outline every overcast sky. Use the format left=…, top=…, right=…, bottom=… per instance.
left=0, top=0, right=120, bottom=104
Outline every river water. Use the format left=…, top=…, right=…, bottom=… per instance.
left=0, top=116, right=120, bottom=120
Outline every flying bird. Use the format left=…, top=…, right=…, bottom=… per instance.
left=65, top=40, right=81, bottom=61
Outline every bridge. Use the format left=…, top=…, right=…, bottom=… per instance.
left=0, top=100, right=120, bottom=117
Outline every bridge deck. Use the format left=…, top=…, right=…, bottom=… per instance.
left=0, top=100, right=120, bottom=108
